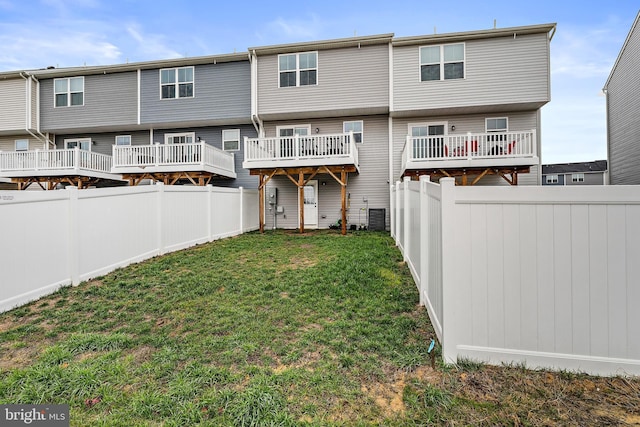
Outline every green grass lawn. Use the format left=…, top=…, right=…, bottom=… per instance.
left=1, top=231, right=638, bottom=426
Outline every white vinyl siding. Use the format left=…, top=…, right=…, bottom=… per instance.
left=394, top=33, right=550, bottom=114
left=222, top=129, right=240, bottom=151
left=258, top=44, right=389, bottom=117
left=160, top=67, right=194, bottom=99
left=0, top=79, right=28, bottom=131
left=54, top=77, right=84, bottom=107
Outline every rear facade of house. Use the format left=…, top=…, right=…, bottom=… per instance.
left=0, top=22, right=555, bottom=231
left=604, top=11, right=640, bottom=185
left=542, top=160, right=608, bottom=186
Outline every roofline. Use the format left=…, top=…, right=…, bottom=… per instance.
left=603, top=10, right=640, bottom=90
left=392, top=23, right=557, bottom=46
left=249, top=33, right=394, bottom=55
left=22, top=52, right=250, bottom=78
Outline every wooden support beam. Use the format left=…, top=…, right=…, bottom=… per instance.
left=341, top=169, right=347, bottom=235
left=471, top=168, right=491, bottom=185
left=258, top=173, right=265, bottom=233
left=298, top=171, right=305, bottom=234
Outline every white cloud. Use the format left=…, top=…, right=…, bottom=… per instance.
left=258, top=14, right=325, bottom=43
left=0, top=24, right=121, bottom=69
left=125, top=24, right=182, bottom=60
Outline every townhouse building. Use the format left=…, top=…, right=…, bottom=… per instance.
left=542, top=160, right=608, bottom=186
left=604, top=10, right=640, bottom=185
left=0, top=54, right=258, bottom=190
left=0, top=22, right=555, bottom=233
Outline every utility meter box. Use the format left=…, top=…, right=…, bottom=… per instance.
left=267, top=187, right=277, bottom=205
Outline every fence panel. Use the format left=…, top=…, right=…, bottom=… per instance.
left=393, top=178, right=640, bottom=376
left=0, top=184, right=259, bottom=313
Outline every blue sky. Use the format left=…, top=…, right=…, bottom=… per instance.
left=0, top=0, right=638, bottom=164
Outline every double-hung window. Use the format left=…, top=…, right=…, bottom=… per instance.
left=420, top=43, right=464, bottom=81
left=160, top=67, right=194, bottom=99
left=343, top=121, right=363, bottom=143
left=222, top=129, right=240, bottom=151
left=279, top=52, right=317, bottom=87
left=486, top=117, right=508, bottom=143
left=15, top=139, right=29, bottom=151
left=572, top=173, right=585, bottom=183
left=115, top=135, right=131, bottom=146
left=54, top=77, right=84, bottom=107
left=546, top=175, right=559, bottom=184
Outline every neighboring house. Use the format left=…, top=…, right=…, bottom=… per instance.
left=603, top=10, right=640, bottom=185
left=245, top=34, right=393, bottom=234
left=0, top=54, right=258, bottom=190
left=542, top=160, right=608, bottom=185
left=0, top=70, right=54, bottom=189
left=394, top=23, right=555, bottom=187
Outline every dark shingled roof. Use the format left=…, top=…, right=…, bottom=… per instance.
left=542, top=160, right=608, bottom=175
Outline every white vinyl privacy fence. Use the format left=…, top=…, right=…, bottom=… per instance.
left=391, top=176, right=640, bottom=376
left=0, top=184, right=259, bottom=313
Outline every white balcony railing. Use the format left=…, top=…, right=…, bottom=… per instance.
left=112, top=142, right=235, bottom=177
left=0, top=148, right=113, bottom=174
left=243, top=132, right=359, bottom=169
left=402, top=130, right=537, bottom=171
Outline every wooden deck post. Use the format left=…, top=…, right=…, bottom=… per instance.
left=299, top=171, right=305, bottom=233
left=258, top=174, right=264, bottom=233
left=341, top=169, right=347, bottom=235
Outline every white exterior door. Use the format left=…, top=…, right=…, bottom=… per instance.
left=302, top=180, right=318, bottom=228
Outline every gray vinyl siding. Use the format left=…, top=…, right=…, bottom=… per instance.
left=40, top=72, right=138, bottom=131
left=140, top=61, right=251, bottom=125
left=392, top=111, right=540, bottom=185
left=263, top=115, right=390, bottom=230
left=52, top=126, right=258, bottom=189
left=393, top=33, right=550, bottom=113
left=257, top=44, right=390, bottom=117
left=606, top=18, right=640, bottom=184
left=0, top=79, right=27, bottom=132
left=565, top=172, right=605, bottom=185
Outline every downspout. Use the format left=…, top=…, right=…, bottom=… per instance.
left=388, top=40, right=394, bottom=231
left=19, top=72, right=54, bottom=149
left=249, top=50, right=263, bottom=136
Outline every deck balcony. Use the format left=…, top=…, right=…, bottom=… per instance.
left=402, top=130, right=538, bottom=175
left=112, top=142, right=236, bottom=179
left=0, top=148, right=120, bottom=182
left=242, top=132, right=359, bottom=171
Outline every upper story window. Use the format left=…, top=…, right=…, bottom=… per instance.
left=279, top=52, right=317, bottom=88
left=343, top=121, right=363, bottom=143
left=546, top=175, right=559, bottom=184
left=572, top=173, right=585, bottom=183
left=15, top=139, right=29, bottom=151
left=160, top=67, right=194, bottom=99
left=115, top=135, right=131, bottom=146
left=222, top=129, right=240, bottom=151
left=54, top=77, right=84, bottom=107
left=420, top=43, right=464, bottom=81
